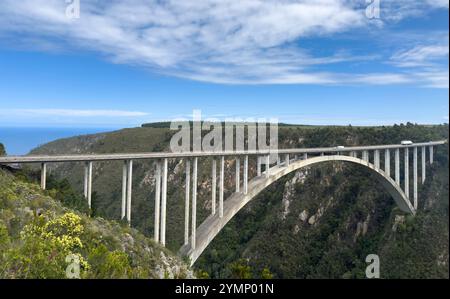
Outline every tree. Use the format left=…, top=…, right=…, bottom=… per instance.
left=0, top=143, right=5, bottom=156
left=229, top=259, right=252, bottom=279
left=261, top=267, right=274, bottom=279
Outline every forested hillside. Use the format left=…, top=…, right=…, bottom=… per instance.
left=0, top=164, right=192, bottom=278
left=27, top=123, right=449, bottom=278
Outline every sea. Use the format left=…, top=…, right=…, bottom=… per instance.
left=0, top=127, right=116, bottom=155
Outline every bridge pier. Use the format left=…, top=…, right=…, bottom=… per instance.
left=303, top=153, right=308, bottom=160
left=154, top=161, right=161, bottom=242
left=83, top=161, right=93, bottom=209
left=429, top=146, right=434, bottom=164
left=385, top=149, right=390, bottom=177
left=126, top=160, right=133, bottom=224
left=219, top=156, right=224, bottom=218
left=285, top=154, right=290, bottom=166
left=235, top=158, right=240, bottom=193
left=395, top=148, right=400, bottom=184
left=121, top=161, right=127, bottom=219
left=404, top=149, right=409, bottom=198
left=211, top=159, right=216, bottom=215
left=257, top=156, right=261, bottom=176
left=244, top=155, right=248, bottom=194
left=191, top=157, right=198, bottom=249
left=265, top=155, right=270, bottom=178
left=374, top=150, right=380, bottom=169
left=184, top=159, right=190, bottom=245
left=413, top=147, right=418, bottom=209
left=40, top=162, right=47, bottom=190
left=362, top=150, right=369, bottom=162
left=422, top=146, right=426, bottom=183
left=160, top=158, right=168, bottom=245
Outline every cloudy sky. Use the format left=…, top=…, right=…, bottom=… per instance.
left=0, top=0, right=448, bottom=127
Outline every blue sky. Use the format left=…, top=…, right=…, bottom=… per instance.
left=0, top=0, right=448, bottom=127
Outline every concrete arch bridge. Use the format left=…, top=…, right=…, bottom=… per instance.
left=0, top=140, right=446, bottom=265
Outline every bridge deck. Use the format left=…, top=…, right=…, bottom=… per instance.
left=0, top=140, right=446, bottom=164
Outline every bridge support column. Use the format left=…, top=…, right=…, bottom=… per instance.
left=265, top=155, right=270, bottom=178
left=385, top=149, right=390, bottom=177
left=404, top=149, right=409, bottom=198
left=160, top=158, right=168, bottom=246
left=40, top=163, right=46, bottom=190
left=303, top=153, right=308, bottom=160
left=277, top=155, right=281, bottom=167
left=121, top=161, right=127, bottom=219
left=320, top=152, right=324, bottom=156
left=395, top=148, right=400, bottom=185
left=413, top=147, right=418, bottom=209
left=257, top=156, right=261, bottom=176
left=244, top=155, right=248, bottom=194
left=285, top=154, right=290, bottom=166
left=362, top=150, right=369, bottom=162
left=235, top=158, right=240, bottom=193
left=154, top=161, right=161, bottom=242
left=211, top=159, right=216, bottom=215
left=374, top=150, right=380, bottom=169
left=429, top=146, right=434, bottom=164
left=421, top=146, right=426, bottom=183
left=184, top=159, right=190, bottom=245
left=84, top=162, right=89, bottom=199
left=191, top=157, right=198, bottom=249
left=219, top=156, right=224, bottom=218
left=83, top=161, right=93, bottom=209
left=126, top=160, right=132, bottom=224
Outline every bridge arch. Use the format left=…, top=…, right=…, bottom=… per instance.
left=179, top=155, right=415, bottom=265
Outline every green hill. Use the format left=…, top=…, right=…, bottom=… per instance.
left=25, top=123, right=449, bottom=278
left=0, top=166, right=192, bottom=279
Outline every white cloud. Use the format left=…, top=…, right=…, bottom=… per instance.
left=0, top=109, right=149, bottom=117
left=0, top=0, right=448, bottom=86
left=426, top=0, right=449, bottom=9
left=391, top=44, right=449, bottom=67
left=390, top=39, right=449, bottom=88
left=376, top=0, right=449, bottom=21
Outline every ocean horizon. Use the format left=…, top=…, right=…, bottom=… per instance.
left=0, top=127, right=119, bottom=155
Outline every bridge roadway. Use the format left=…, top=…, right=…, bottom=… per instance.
left=0, top=141, right=446, bottom=163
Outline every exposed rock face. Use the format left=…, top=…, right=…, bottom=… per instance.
left=155, top=251, right=195, bottom=279
left=354, top=215, right=370, bottom=242
left=308, top=206, right=325, bottom=225
left=299, top=210, right=309, bottom=222
left=281, top=170, right=308, bottom=219
left=121, top=233, right=135, bottom=251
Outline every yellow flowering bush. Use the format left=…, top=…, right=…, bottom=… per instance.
left=20, top=212, right=90, bottom=271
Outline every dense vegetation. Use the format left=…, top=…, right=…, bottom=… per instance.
left=0, top=143, right=5, bottom=156
left=26, top=123, right=449, bottom=278
left=0, top=164, right=192, bottom=278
